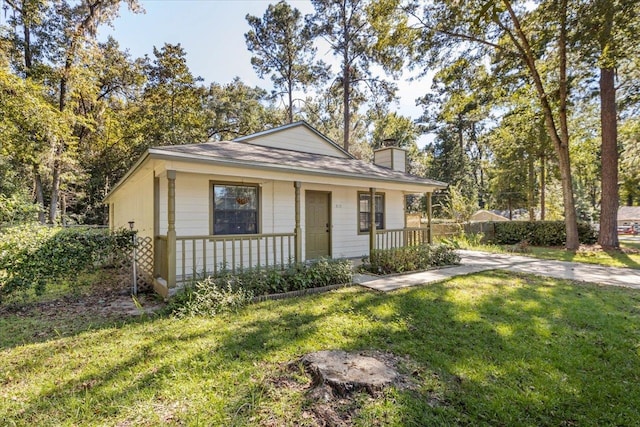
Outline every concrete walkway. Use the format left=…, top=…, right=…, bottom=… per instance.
left=356, top=249, right=640, bottom=292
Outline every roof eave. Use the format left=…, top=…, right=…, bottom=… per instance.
left=148, top=149, right=447, bottom=190
left=103, top=151, right=151, bottom=203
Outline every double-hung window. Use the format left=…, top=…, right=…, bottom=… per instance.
left=212, top=184, right=258, bottom=235
left=358, top=192, right=384, bottom=233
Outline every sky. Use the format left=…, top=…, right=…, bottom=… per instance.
left=99, top=0, right=433, bottom=146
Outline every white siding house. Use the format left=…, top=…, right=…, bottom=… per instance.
left=105, top=122, right=447, bottom=297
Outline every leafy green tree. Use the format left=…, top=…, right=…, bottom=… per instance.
left=370, top=112, right=418, bottom=149
left=138, top=43, right=209, bottom=147
left=307, top=0, right=408, bottom=152
left=487, top=114, right=535, bottom=220
left=72, top=38, right=147, bottom=223
left=410, top=0, right=581, bottom=249
left=446, top=183, right=478, bottom=223
left=2, top=0, right=141, bottom=224
left=206, top=77, right=285, bottom=141
left=0, top=62, right=69, bottom=223
left=418, top=58, right=491, bottom=207
left=245, top=1, right=328, bottom=123
left=619, top=119, right=640, bottom=205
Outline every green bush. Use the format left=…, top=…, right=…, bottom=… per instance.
left=362, top=244, right=460, bottom=275
left=0, top=193, right=41, bottom=225
left=171, top=278, right=254, bottom=318
left=493, top=221, right=597, bottom=246
left=170, top=258, right=353, bottom=317
left=0, top=225, right=134, bottom=300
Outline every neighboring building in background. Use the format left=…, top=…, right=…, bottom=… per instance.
left=618, top=206, right=640, bottom=227
left=470, top=210, right=510, bottom=222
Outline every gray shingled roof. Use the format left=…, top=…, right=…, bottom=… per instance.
left=619, top=206, right=640, bottom=220
left=151, top=140, right=447, bottom=188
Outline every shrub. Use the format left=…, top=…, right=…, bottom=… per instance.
left=439, top=232, right=485, bottom=249
left=171, top=277, right=253, bottom=318
left=0, top=193, right=41, bottom=226
left=170, top=258, right=353, bottom=317
left=0, top=225, right=134, bottom=301
left=494, top=221, right=596, bottom=246
left=362, top=244, right=460, bottom=275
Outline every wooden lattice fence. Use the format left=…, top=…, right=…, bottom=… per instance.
left=112, top=235, right=154, bottom=293
left=134, top=236, right=153, bottom=292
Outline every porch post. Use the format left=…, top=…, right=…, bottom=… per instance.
left=369, top=187, right=376, bottom=254
left=294, top=181, right=302, bottom=264
left=167, top=170, right=176, bottom=288
left=426, top=191, right=433, bottom=244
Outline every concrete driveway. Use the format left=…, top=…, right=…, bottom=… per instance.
left=357, top=249, right=640, bottom=292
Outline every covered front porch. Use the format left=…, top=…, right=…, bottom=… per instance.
left=152, top=172, right=434, bottom=297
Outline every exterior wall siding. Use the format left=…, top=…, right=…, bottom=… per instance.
left=156, top=172, right=408, bottom=277
left=241, top=126, right=348, bottom=158
left=111, top=160, right=419, bottom=285
left=392, top=149, right=406, bottom=173
left=110, top=167, right=155, bottom=240
left=373, top=149, right=392, bottom=169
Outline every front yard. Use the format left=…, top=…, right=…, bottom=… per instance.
left=2, top=270, right=640, bottom=425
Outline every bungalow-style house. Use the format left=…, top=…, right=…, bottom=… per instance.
left=105, top=122, right=447, bottom=297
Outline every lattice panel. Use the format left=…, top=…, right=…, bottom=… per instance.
left=135, top=236, right=154, bottom=291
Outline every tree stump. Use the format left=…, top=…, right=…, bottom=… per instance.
left=302, top=350, right=398, bottom=397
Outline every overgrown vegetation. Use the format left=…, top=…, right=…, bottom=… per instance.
left=493, top=221, right=597, bottom=246
left=170, top=258, right=353, bottom=317
left=362, top=244, right=460, bottom=275
left=171, top=279, right=254, bottom=318
left=0, top=194, right=41, bottom=226
left=3, top=272, right=640, bottom=425
left=0, top=225, right=134, bottom=301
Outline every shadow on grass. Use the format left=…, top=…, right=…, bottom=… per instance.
left=529, top=244, right=640, bottom=269
left=4, top=273, right=640, bottom=425
left=344, top=272, right=640, bottom=425
left=3, top=294, right=339, bottom=425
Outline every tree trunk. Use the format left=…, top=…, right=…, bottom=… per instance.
left=555, top=0, right=579, bottom=250
left=502, top=0, right=579, bottom=249
left=598, top=66, right=619, bottom=248
left=528, top=154, right=535, bottom=220
left=343, top=63, right=350, bottom=152
left=557, top=145, right=579, bottom=248
left=49, top=71, right=69, bottom=224
left=288, top=80, right=294, bottom=123
left=33, top=165, right=45, bottom=224
left=540, top=152, right=546, bottom=221
left=49, top=155, right=62, bottom=224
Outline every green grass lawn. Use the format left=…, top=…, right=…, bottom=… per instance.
left=527, top=243, right=640, bottom=268
left=2, top=271, right=640, bottom=425
left=460, top=240, right=640, bottom=269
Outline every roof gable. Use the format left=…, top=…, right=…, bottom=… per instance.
left=234, top=121, right=352, bottom=159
